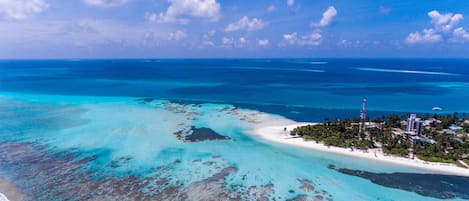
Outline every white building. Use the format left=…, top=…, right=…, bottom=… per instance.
left=406, top=114, right=422, bottom=136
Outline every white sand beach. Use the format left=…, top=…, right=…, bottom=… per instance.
left=0, top=193, right=9, bottom=201
left=248, top=123, right=469, bottom=177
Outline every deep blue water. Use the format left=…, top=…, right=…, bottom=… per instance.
left=1, top=59, right=468, bottom=121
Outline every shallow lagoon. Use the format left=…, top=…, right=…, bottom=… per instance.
left=1, top=59, right=469, bottom=200
left=1, top=93, right=467, bottom=201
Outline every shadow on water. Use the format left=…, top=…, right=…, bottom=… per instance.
left=328, top=164, right=469, bottom=200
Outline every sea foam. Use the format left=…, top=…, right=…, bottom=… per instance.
left=231, top=66, right=325, bottom=73
left=356, top=67, right=461, bottom=76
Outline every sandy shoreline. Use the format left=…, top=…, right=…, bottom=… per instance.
left=0, top=175, right=27, bottom=201
left=248, top=123, right=469, bottom=177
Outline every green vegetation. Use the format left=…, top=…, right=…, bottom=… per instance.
left=290, top=121, right=373, bottom=150
left=291, top=114, right=469, bottom=165
left=414, top=134, right=469, bottom=162
left=382, top=139, right=411, bottom=157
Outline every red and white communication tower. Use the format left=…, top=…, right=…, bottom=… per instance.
left=359, top=98, right=367, bottom=135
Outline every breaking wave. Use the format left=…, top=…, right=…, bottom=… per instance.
left=356, top=67, right=461, bottom=76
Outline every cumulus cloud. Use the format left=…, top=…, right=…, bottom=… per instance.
left=428, top=10, right=463, bottom=32
left=168, top=30, right=187, bottom=41
left=300, top=32, right=322, bottom=46
left=84, top=0, right=128, bottom=7
left=238, top=37, right=247, bottom=46
left=287, top=0, right=294, bottom=7
left=0, top=0, right=48, bottom=19
left=405, top=29, right=442, bottom=44
left=283, top=32, right=298, bottom=45
left=283, top=5, right=334, bottom=46
left=315, top=6, right=337, bottom=27
left=222, top=37, right=233, bottom=46
left=405, top=10, right=465, bottom=44
left=224, top=16, right=265, bottom=32
left=154, top=0, right=221, bottom=24
left=220, top=37, right=249, bottom=48
left=450, top=27, right=469, bottom=42
left=258, top=39, right=269, bottom=46
left=282, top=32, right=321, bottom=46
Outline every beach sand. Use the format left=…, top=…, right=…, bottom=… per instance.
left=0, top=175, right=27, bottom=201
left=248, top=123, right=469, bottom=177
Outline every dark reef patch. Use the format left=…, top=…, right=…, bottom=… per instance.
left=136, top=97, right=155, bottom=104
left=185, top=126, right=230, bottom=142
left=286, top=194, right=331, bottom=201
left=328, top=164, right=469, bottom=200
left=174, top=126, right=230, bottom=142
left=297, top=179, right=315, bottom=192
left=0, top=141, right=301, bottom=201
left=164, top=98, right=407, bottom=123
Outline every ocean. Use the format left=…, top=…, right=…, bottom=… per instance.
left=0, top=59, right=468, bottom=200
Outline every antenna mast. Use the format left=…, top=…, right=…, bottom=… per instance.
left=359, top=98, right=367, bottom=136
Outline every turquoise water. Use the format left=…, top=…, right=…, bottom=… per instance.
left=0, top=92, right=466, bottom=201
left=1, top=59, right=469, bottom=200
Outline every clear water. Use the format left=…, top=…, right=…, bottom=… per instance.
left=0, top=59, right=468, bottom=201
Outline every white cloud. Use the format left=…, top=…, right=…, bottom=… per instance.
left=315, top=6, right=337, bottom=27
left=283, top=5, right=334, bottom=46
left=405, top=28, right=442, bottom=44
left=84, top=0, right=128, bottom=7
left=282, top=31, right=322, bottom=46
left=155, top=0, right=221, bottom=24
left=224, top=16, right=265, bottom=32
left=405, top=10, right=466, bottom=44
left=201, top=40, right=215, bottom=47
left=283, top=32, right=298, bottom=45
left=258, top=39, right=269, bottom=46
left=222, top=37, right=234, bottom=46
left=450, top=27, right=469, bottom=42
left=168, top=30, right=187, bottom=41
left=0, top=0, right=48, bottom=19
left=428, top=10, right=463, bottom=32
left=287, top=0, right=294, bottom=7
left=338, top=39, right=352, bottom=47
left=379, top=6, right=391, bottom=16
left=238, top=37, right=247, bottom=46
left=299, top=32, right=322, bottom=46
left=220, top=37, right=249, bottom=48
left=145, top=12, right=158, bottom=22
left=267, top=4, right=276, bottom=12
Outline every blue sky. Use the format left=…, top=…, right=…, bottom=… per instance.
left=0, top=0, right=468, bottom=58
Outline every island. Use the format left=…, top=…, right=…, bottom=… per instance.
left=249, top=113, right=469, bottom=176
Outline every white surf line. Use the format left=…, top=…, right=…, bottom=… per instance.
left=231, top=66, right=325, bottom=73
left=310, top=61, right=328, bottom=65
left=356, top=67, right=461, bottom=76
left=0, top=193, right=10, bottom=201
